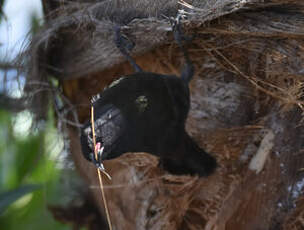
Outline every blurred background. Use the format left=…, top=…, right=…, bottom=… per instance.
left=0, top=1, right=70, bottom=229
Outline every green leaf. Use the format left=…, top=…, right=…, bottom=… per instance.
left=15, top=135, right=42, bottom=183
left=0, top=184, right=41, bottom=214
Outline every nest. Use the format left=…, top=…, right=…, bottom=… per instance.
left=19, top=0, right=304, bottom=229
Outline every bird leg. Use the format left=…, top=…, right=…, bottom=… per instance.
left=114, top=26, right=142, bottom=72
left=172, top=15, right=194, bottom=83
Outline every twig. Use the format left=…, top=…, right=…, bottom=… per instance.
left=0, top=61, right=18, bottom=70
left=91, top=106, right=113, bottom=230
left=0, top=93, right=27, bottom=112
left=202, top=43, right=304, bottom=109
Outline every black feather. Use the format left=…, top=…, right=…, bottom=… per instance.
left=80, top=20, right=216, bottom=176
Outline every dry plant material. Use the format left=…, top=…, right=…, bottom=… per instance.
left=201, top=43, right=304, bottom=112
left=23, top=1, right=304, bottom=229
left=249, top=129, right=275, bottom=174
left=91, top=106, right=112, bottom=230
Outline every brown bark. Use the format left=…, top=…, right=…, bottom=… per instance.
left=31, top=1, right=304, bottom=229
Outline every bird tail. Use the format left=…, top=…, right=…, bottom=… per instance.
left=185, top=145, right=217, bottom=177
left=160, top=133, right=217, bottom=177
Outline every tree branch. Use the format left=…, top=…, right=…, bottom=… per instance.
left=0, top=62, right=18, bottom=70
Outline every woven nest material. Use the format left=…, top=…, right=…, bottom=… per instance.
left=28, top=0, right=304, bottom=79
left=24, top=0, right=304, bottom=120
left=21, top=0, right=304, bottom=229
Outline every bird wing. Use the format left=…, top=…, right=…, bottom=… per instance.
left=81, top=103, right=127, bottom=158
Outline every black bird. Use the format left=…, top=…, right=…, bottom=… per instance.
left=80, top=18, right=216, bottom=176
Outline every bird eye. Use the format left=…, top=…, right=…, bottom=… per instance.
left=135, top=95, right=148, bottom=112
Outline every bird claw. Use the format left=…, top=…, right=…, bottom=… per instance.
left=171, top=13, right=194, bottom=83
left=172, top=14, right=192, bottom=44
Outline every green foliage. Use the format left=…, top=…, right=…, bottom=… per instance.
left=0, top=184, right=41, bottom=214
left=0, top=2, right=73, bottom=229
left=0, top=110, right=69, bottom=230
left=30, top=12, right=43, bottom=35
